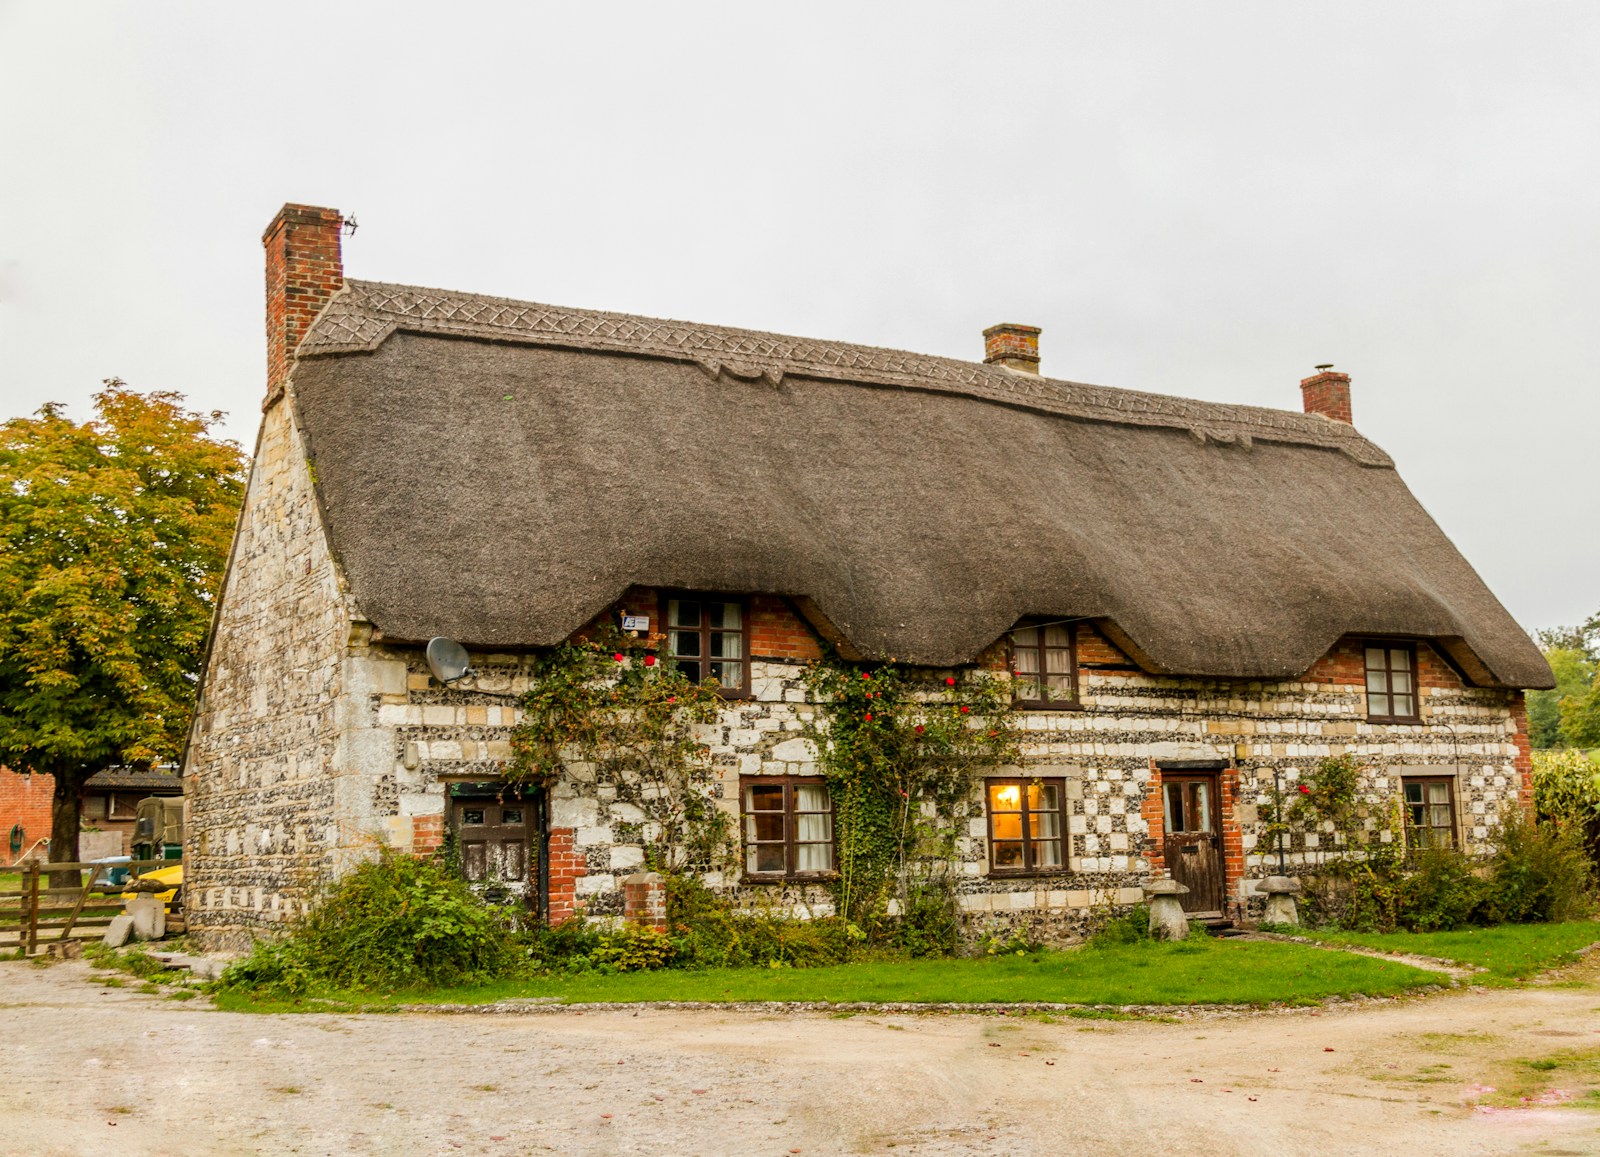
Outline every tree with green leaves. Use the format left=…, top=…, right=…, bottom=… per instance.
left=1530, top=613, right=1600, bottom=750
left=0, top=382, right=245, bottom=878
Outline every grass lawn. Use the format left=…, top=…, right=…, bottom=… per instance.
left=214, top=936, right=1446, bottom=1013
left=1295, top=920, right=1600, bottom=980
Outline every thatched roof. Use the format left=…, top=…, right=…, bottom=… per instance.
left=287, top=280, right=1551, bottom=690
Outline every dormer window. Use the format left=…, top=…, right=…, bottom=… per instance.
left=1010, top=622, right=1077, bottom=708
left=666, top=595, right=749, bottom=696
left=1364, top=642, right=1420, bottom=722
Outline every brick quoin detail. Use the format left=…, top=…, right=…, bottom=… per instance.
left=623, top=873, right=668, bottom=932
left=546, top=826, right=586, bottom=924
left=411, top=814, right=445, bottom=857
left=1141, top=761, right=1165, bottom=874
left=263, top=203, right=344, bottom=399
left=1300, top=370, right=1352, bottom=424
left=0, top=768, right=56, bottom=864
left=1218, top=767, right=1245, bottom=901
left=1510, top=693, right=1534, bottom=809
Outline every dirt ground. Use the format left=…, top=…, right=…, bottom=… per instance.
left=4, top=958, right=1600, bottom=1157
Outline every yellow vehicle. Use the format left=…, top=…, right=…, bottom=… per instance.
left=121, top=863, right=182, bottom=909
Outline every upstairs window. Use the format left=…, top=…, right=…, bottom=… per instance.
left=986, top=778, right=1067, bottom=874
left=1364, top=642, right=1419, bottom=722
left=1011, top=623, right=1077, bottom=707
left=742, top=777, right=834, bottom=879
left=1402, top=776, right=1456, bottom=849
left=666, top=595, right=748, bottom=695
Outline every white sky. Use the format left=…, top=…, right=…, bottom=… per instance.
left=1, top=1, right=1595, bottom=634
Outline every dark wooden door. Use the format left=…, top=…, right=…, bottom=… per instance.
left=452, top=797, right=537, bottom=907
left=1161, top=774, right=1224, bottom=914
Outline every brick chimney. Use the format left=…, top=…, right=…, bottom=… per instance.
left=983, top=323, right=1041, bottom=374
left=1300, top=365, right=1352, bottom=424
left=263, top=203, right=344, bottom=401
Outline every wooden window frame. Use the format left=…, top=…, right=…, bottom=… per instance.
left=739, top=775, right=836, bottom=882
left=1008, top=621, right=1080, bottom=710
left=663, top=591, right=752, bottom=699
left=984, top=776, right=1070, bottom=876
left=1401, top=775, right=1458, bottom=850
left=1363, top=640, right=1421, bottom=724
left=106, top=793, right=138, bottom=820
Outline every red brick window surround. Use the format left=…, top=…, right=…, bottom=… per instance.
left=1364, top=642, right=1420, bottom=722
left=741, top=776, right=835, bottom=880
left=665, top=594, right=750, bottom=697
left=1010, top=622, right=1078, bottom=708
left=985, top=778, right=1068, bottom=874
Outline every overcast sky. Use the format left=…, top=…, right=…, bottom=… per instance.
left=1, top=1, right=1594, bottom=635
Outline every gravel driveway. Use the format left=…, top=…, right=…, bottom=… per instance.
left=3, top=957, right=1599, bottom=1156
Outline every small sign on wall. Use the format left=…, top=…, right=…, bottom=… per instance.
left=621, top=615, right=650, bottom=632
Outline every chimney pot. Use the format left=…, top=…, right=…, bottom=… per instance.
left=983, top=323, right=1041, bottom=374
left=1299, top=366, right=1352, bottom=424
left=263, top=203, right=345, bottom=403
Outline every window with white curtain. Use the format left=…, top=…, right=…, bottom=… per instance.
left=741, top=777, right=835, bottom=879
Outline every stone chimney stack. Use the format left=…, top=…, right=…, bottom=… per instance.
left=1300, top=365, right=1352, bottom=424
left=263, top=203, right=344, bottom=401
left=983, top=323, right=1041, bottom=374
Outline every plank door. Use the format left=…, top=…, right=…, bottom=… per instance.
left=452, top=798, right=537, bottom=907
left=1161, top=774, right=1224, bottom=915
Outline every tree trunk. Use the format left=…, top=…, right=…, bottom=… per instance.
left=48, top=771, right=86, bottom=891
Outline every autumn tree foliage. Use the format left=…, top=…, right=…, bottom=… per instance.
left=0, top=382, right=245, bottom=871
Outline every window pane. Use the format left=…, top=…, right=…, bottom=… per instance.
left=501, top=808, right=523, bottom=825
left=989, top=783, right=1022, bottom=812
left=747, top=785, right=784, bottom=811
left=1365, top=647, right=1386, bottom=669
left=707, top=602, right=740, bottom=630
left=1426, top=783, right=1449, bottom=805
left=795, top=842, right=830, bottom=872
left=670, top=630, right=701, bottom=657
left=749, top=844, right=786, bottom=873
left=795, top=786, right=830, bottom=812
left=1403, top=782, right=1422, bottom=804
left=1391, top=692, right=1415, bottom=717
left=1428, top=805, right=1451, bottom=829
left=1030, top=783, right=1059, bottom=811
left=1044, top=673, right=1073, bottom=700
left=1013, top=627, right=1039, bottom=648
left=708, top=661, right=741, bottom=688
left=1043, top=624, right=1070, bottom=648
left=1369, top=691, right=1391, bottom=717
left=708, top=631, right=738, bottom=658
left=991, top=813, right=1023, bottom=840
left=1044, top=647, right=1071, bottom=675
left=796, top=811, right=832, bottom=844
left=1191, top=783, right=1211, bottom=832
left=1163, top=783, right=1184, bottom=832
left=1389, top=648, right=1409, bottom=671
left=462, top=808, right=485, bottom=825
left=1032, top=839, right=1062, bottom=868
left=1366, top=671, right=1389, bottom=694
left=748, top=813, right=785, bottom=842
left=1390, top=670, right=1412, bottom=694
left=992, top=841, right=1024, bottom=868
left=673, top=660, right=701, bottom=683
left=669, top=600, right=700, bottom=628
left=1030, top=808, right=1060, bottom=840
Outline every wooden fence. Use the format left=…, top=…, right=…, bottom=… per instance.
left=0, top=860, right=179, bottom=955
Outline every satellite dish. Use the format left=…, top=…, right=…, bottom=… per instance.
left=426, top=637, right=472, bottom=685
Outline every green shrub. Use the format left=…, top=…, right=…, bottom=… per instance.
left=664, top=873, right=857, bottom=968
left=1395, top=846, right=1487, bottom=932
left=591, top=925, right=676, bottom=972
left=894, top=882, right=961, bottom=958
left=1481, top=807, right=1596, bottom=924
left=1086, top=905, right=1149, bottom=948
left=218, top=849, right=519, bottom=994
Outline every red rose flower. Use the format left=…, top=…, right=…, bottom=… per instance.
left=862, top=672, right=871, bottom=680
left=945, top=676, right=957, bottom=687
left=667, top=695, right=677, bottom=704
left=1298, top=785, right=1310, bottom=794
left=864, top=712, right=873, bottom=722
left=612, top=652, right=625, bottom=663
left=643, top=654, right=657, bottom=667
left=960, top=705, right=970, bottom=714
left=915, top=725, right=925, bottom=734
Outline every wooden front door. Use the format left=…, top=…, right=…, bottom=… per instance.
left=1161, top=774, right=1224, bottom=914
left=452, top=796, right=538, bottom=908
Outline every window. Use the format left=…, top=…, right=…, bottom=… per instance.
left=1403, top=777, right=1456, bottom=849
left=107, top=794, right=138, bottom=820
left=986, top=778, right=1067, bottom=873
left=1364, top=642, right=1419, bottom=722
left=741, top=777, right=834, bottom=878
left=666, top=595, right=748, bottom=694
left=1010, top=623, right=1076, bottom=707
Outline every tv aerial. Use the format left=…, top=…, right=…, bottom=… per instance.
left=425, top=637, right=519, bottom=699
